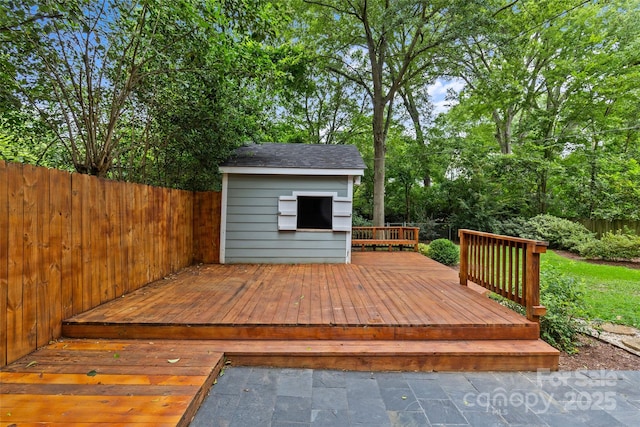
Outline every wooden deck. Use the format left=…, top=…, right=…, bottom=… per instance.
left=62, top=252, right=540, bottom=341
left=1, top=252, right=558, bottom=425
left=0, top=339, right=224, bottom=426
left=61, top=252, right=558, bottom=372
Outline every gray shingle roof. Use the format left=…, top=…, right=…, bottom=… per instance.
left=221, top=144, right=366, bottom=170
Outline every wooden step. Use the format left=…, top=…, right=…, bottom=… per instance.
left=0, top=338, right=559, bottom=425
left=218, top=339, right=559, bottom=372
left=61, top=322, right=541, bottom=341
left=0, top=340, right=224, bottom=426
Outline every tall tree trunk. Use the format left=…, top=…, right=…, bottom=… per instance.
left=492, top=106, right=514, bottom=154
left=372, top=104, right=386, bottom=226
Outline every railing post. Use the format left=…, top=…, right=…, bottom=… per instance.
left=525, top=242, right=547, bottom=322
left=458, top=229, right=468, bottom=286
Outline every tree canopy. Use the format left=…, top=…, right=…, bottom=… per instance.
left=2, top=0, right=639, bottom=223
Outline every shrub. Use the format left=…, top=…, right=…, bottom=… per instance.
left=525, top=214, right=595, bottom=251
left=425, top=239, right=459, bottom=266
left=352, top=213, right=372, bottom=226
left=492, top=217, right=535, bottom=238
left=492, top=268, right=585, bottom=353
left=579, top=229, right=640, bottom=261
left=418, top=243, right=429, bottom=257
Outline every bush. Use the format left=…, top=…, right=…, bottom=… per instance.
left=418, top=243, right=429, bottom=257
left=525, top=214, right=595, bottom=251
left=493, top=268, right=585, bottom=353
left=352, top=213, right=372, bottom=226
left=425, top=239, right=459, bottom=266
left=538, top=269, right=586, bottom=353
left=492, top=217, right=535, bottom=238
left=579, top=229, right=640, bottom=261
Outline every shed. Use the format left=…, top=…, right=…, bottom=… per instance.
left=219, top=143, right=366, bottom=264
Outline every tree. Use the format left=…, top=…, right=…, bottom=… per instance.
left=5, top=0, right=222, bottom=176
left=302, top=0, right=487, bottom=225
left=3, top=0, right=297, bottom=185
left=442, top=0, right=640, bottom=218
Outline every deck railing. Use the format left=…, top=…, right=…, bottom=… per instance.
left=459, top=229, right=548, bottom=322
left=352, top=226, right=420, bottom=251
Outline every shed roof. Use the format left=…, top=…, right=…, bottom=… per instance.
left=220, top=143, right=366, bottom=171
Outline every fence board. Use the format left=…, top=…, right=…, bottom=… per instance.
left=97, top=178, right=109, bottom=304
left=71, top=174, right=83, bottom=314
left=22, top=165, right=39, bottom=351
left=7, top=163, right=24, bottom=362
left=168, top=189, right=177, bottom=271
left=59, top=171, right=72, bottom=320
left=153, top=187, right=162, bottom=279
left=182, top=191, right=191, bottom=266
left=110, top=180, right=123, bottom=298
left=132, top=183, right=145, bottom=290
left=36, top=165, right=50, bottom=348
left=159, top=188, right=168, bottom=277
left=0, top=161, right=8, bottom=366
left=80, top=174, right=93, bottom=311
left=49, top=168, right=69, bottom=334
left=121, top=181, right=133, bottom=294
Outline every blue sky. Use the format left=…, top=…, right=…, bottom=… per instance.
left=428, top=78, right=466, bottom=116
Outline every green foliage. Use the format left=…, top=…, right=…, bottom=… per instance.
left=523, top=214, right=595, bottom=252
left=352, top=213, right=372, bottom=227
left=491, top=217, right=534, bottom=238
left=418, top=243, right=429, bottom=257
left=578, top=229, right=640, bottom=261
left=1, top=0, right=297, bottom=187
left=494, top=268, right=585, bottom=353
left=538, top=269, right=587, bottom=354
left=425, top=239, right=459, bottom=266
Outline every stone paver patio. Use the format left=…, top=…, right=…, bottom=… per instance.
left=191, top=367, right=640, bottom=426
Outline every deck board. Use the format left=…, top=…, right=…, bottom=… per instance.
left=62, top=252, right=541, bottom=340
left=0, top=340, right=224, bottom=426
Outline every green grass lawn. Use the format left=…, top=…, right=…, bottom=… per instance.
left=541, top=250, right=640, bottom=328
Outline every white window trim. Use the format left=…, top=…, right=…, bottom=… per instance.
left=278, top=191, right=352, bottom=232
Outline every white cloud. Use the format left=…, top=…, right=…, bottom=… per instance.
left=428, top=78, right=465, bottom=115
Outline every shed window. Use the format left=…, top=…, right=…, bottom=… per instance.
left=278, top=193, right=351, bottom=231
left=297, top=196, right=332, bottom=229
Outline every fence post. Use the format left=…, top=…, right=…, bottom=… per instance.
left=525, top=242, right=547, bottom=322
left=458, top=229, right=468, bottom=286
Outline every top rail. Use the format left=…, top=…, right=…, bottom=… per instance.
left=352, top=226, right=420, bottom=251
left=458, top=229, right=548, bottom=322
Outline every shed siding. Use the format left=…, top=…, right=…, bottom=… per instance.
left=224, top=174, right=349, bottom=263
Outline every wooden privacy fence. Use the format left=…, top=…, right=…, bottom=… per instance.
left=458, top=229, right=548, bottom=322
left=0, top=161, right=221, bottom=366
left=579, top=218, right=640, bottom=237
left=352, top=226, right=420, bottom=251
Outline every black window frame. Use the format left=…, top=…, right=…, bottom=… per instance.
left=296, top=196, right=333, bottom=230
